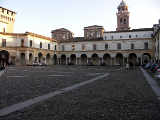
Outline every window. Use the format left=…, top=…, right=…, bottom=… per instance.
left=72, top=44, right=75, bottom=51
left=117, top=43, right=121, bottom=50
left=124, top=19, right=127, bottom=24
left=136, top=35, right=138, bottom=38
left=93, top=44, right=97, bottom=50
left=2, top=39, right=6, bottom=47
left=2, top=8, right=4, bottom=13
left=7, top=10, right=9, bottom=14
left=111, top=36, right=114, bottom=40
left=40, top=42, right=42, bottom=49
left=54, top=45, right=57, bottom=50
left=120, top=36, right=122, bottom=38
left=21, top=39, right=24, bottom=47
left=129, top=35, right=131, bottom=38
left=131, top=43, right=134, bottom=49
left=30, top=40, right=32, bottom=47
left=144, top=42, right=148, bottom=50
left=105, top=36, right=107, bottom=40
left=105, top=44, right=108, bottom=50
left=82, top=44, right=85, bottom=51
left=48, top=44, right=50, bottom=50
left=3, top=28, right=5, bottom=33
left=62, top=45, right=65, bottom=51
left=120, top=18, right=123, bottom=24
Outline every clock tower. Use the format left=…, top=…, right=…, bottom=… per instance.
left=116, top=0, right=130, bottom=31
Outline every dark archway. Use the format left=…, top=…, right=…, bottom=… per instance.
left=70, top=54, right=76, bottom=65
left=61, top=54, right=66, bottom=65
left=20, top=53, right=25, bottom=65
left=103, top=53, right=111, bottom=65
left=91, top=53, right=99, bottom=65
left=46, top=53, right=51, bottom=65
left=116, top=53, right=123, bottom=65
left=0, top=50, right=9, bottom=67
left=29, top=53, right=33, bottom=65
left=81, top=54, right=87, bottom=65
left=38, top=52, right=43, bottom=63
left=53, top=54, right=57, bottom=65
left=142, top=53, right=151, bottom=64
left=128, top=53, right=137, bottom=66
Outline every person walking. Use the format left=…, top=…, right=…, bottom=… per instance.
left=126, top=63, right=129, bottom=71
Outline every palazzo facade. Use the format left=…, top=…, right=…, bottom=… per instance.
left=0, top=7, right=57, bottom=66
left=0, top=0, right=159, bottom=66
left=52, top=0, right=154, bottom=66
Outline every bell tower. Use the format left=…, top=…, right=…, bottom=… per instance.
left=116, top=0, right=130, bottom=31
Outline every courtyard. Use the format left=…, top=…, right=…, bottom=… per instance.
left=0, top=65, right=160, bottom=120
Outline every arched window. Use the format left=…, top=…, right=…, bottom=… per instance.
left=48, top=44, right=50, bottom=50
left=54, top=45, right=57, bottom=50
left=21, top=39, right=24, bottom=47
left=30, top=40, right=32, bottom=47
left=124, top=19, right=127, bottom=24
left=40, top=42, right=42, bottom=49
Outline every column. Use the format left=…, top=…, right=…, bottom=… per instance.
left=141, top=56, right=143, bottom=65
left=77, top=58, right=80, bottom=65
left=102, top=58, right=104, bottom=64
left=111, top=57, right=114, bottom=66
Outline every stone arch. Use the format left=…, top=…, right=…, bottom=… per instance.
left=29, top=53, right=33, bottom=65
left=53, top=54, right=57, bottom=65
left=46, top=53, right=51, bottom=65
left=142, top=53, right=151, bottom=64
left=61, top=54, right=66, bottom=65
left=70, top=54, right=76, bottom=65
left=116, top=53, right=123, bottom=65
left=0, top=50, right=9, bottom=67
left=81, top=54, right=87, bottom=65
left=91, top=53, right=99, bottom=65
left=38, top=52, right=43, bottom=63
left=128, top=53, right=137, bottom=66
left=103, top=53, right=111, bottom=65
left=20, top=53, right=26, bottom=65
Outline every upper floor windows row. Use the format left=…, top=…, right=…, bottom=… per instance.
left=0, top=15, right=14, bottom=22
left=104, top=34, right=152, bottom=40
left=60, top=42, right=149, bottom=51
left=19, top=39, right=54, bottom=50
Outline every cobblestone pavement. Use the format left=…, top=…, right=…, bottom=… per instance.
left=0, top=66, right=160, bottom=120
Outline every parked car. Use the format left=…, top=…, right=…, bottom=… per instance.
left=150, top=63, right=160, bottom=73
left=32, top=62, right=40, bottom=66
left=144, top=62, right=151, bottom=69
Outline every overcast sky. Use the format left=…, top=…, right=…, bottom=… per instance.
left=1, top=0, right=160, bottom=37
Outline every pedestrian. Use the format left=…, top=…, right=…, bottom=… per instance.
left=126, top=63, right=129, bottom=71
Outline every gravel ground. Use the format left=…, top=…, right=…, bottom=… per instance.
left=0, top=66, right=114, bottom=108
left=0, top=66, right=160, bottom=120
